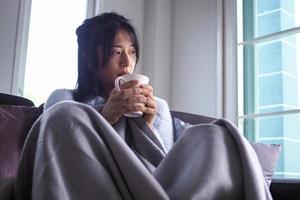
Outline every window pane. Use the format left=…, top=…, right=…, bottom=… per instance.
left=239, top=113, right=300, bottom=179
left=257, top=33, right=300, bottom=114
left=254, top=0, right=300, bottom=38
left=239, top=33, right=300, bottom=116
left=23, top=0, right=87, bottom=106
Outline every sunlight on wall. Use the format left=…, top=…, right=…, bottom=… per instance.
left=24, top=0, right=87, bottom=106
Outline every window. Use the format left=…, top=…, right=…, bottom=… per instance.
left=23, top=0, right=87, bottom=106
left=238, top=0, right=300, bottom=179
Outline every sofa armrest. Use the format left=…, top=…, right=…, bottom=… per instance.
left=0, top=178, right=14, bottom=200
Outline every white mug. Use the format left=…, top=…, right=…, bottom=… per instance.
left=114, top=74, right=150, bottom=117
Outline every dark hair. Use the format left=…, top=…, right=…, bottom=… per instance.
left=73, top=12, right=140, bottom=101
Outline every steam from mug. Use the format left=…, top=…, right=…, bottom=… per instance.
left=114, top=74, right=150, bottom=117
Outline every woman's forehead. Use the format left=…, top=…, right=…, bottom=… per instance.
left=113, top=29, right=134, bottom=46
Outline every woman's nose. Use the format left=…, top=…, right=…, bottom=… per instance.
left=120, top=51, right=131, bottom=67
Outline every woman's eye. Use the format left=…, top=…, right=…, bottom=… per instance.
left=112, top=50, right=121, bottom=55
left=129, top=50, right=136, bottom=54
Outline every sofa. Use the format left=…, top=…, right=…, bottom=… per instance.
left=0, top=92, right=299, bottom=200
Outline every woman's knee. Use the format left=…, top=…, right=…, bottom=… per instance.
left=184, top=124, right=226, bottom=139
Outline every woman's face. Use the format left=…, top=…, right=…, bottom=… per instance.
left=97, top=29, right=137, bottom=95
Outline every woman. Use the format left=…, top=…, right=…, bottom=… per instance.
left=44, top=12, right=173, bottom=152
left=15, top=12, right=272, bottom=200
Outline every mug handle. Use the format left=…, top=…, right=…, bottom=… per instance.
left=114, top=76, right=126, bottom=91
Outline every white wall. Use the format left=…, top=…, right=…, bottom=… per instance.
left=170, top=0, right=220, bottom=117
left=143, top=0, right=172, bottom=103
left=0, top=0, right=20, bottom=94
left=142, top=0, right=221, bottom=116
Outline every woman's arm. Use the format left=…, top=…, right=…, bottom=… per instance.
left=44, top=89, right=75, bottom=111
left=152, top=97, right=174, bottom=152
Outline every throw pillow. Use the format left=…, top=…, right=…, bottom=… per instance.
left=250, top=142, right=281, bottom=187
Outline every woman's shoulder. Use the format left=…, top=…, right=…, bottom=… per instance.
left=44, top=89, right=75, bottom=110
left=154, top=96, right=169, bottom=108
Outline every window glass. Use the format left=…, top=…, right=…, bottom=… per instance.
left=23, top=0, right=87, bottom=106
left=238, top=0, right=300, bottom=179
left=239, top=33, right=300, bottom=115
left=255, top=0, right=300, bottom=38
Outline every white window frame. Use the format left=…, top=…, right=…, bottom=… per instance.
left=223, top=0, right=238, bottom=125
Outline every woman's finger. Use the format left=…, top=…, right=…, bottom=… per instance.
left=125, top=102, right=145, bottom=113
left=140, top=84, right=154, bottom=97
left=119, top=87, right=143, bottom=97
left=142, top=106, right=156, bottom=116
left=144, top=96, right=156, bottom=109
left=119, top=80, right=139, bottom=90
left=142, top=97, right=156, bottom=120
left=122, top=94, right=146, bottom=104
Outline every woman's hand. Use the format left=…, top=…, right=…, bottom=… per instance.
left=100, top=80, right=152, bottom=125
left=100, top=80, right=157, bottom=127
left=140, top=84, right=157, bottom=128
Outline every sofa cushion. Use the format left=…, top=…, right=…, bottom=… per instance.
left=0, top=105, right=42, bottom=178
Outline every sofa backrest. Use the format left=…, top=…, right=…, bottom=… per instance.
left=0, top=94, right=42, bottom=179
left=0, top=93, right=34, bottom=107
left=170, top=111, right=216, bottom=125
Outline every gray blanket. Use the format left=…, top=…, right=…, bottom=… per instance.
left=14, top=101, right=272, bottom=200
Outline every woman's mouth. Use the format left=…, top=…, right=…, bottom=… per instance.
left=118, top=72, right=130, bottom=76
